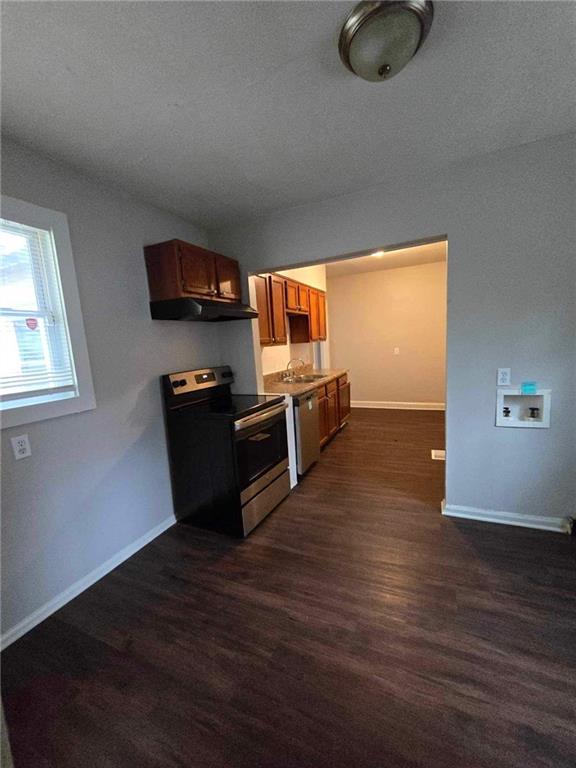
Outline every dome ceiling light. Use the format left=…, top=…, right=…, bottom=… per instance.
left=339, top=0, right=434, bottom=82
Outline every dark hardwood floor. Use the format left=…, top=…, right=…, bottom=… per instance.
left=3, top=409, right=576, bottom=768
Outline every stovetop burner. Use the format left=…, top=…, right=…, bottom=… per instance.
left=204, top=393, right=284, bottom=419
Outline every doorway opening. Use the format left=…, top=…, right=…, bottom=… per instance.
left=247, top=235, right=448, bottom=504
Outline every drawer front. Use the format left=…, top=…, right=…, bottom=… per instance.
left=338, top=373, right=348, bottom=387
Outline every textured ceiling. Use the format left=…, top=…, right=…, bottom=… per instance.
left=326, top=239, right=446, bottom=278
left=2, top=1, right=575, bottom=228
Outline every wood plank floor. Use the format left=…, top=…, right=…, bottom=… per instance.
left=3, top=409, right=576, bottom=768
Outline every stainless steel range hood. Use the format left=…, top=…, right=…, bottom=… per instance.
left=150, top=297, right=258, bottom=322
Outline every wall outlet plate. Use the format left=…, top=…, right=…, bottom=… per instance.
left=11, top=434, right=32, bottom=460
left=497, top=368, right=511, bottom=386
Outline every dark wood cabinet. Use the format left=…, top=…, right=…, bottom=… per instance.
left=253, top=274, right=274, bottom=345
left=317, top=378, right=345, bottom=447
left=256, top=271, right=326, bottom=344
left=298, top=285, right=309, bottom=313
left=215, top=254, right=242, bottom=301
left=144, top=239, right=242, bottom=303
left=179, top=242, right=218, bottom=297
left=270, top=275, right=287, bottom=344
left=255, top=274, right=287, bottom=346
left=318, top=392, right=330, bottom=446
left=285, top=280, right=310, bottom=314
left=309, top=289, right=321, bottom=341
left=285, top=280, right=300, bottom=312
left=338, top=375, right=351, bottom=427
left=326, top=380, right=339, bottom=438
left=318, top=292, right=327, bottom=340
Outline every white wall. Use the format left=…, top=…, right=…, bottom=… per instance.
left=1, top=139, right=223, bottom=639
left=211, top=133, right=576, bottom=522
left=328, top=261, right=446, bottom=405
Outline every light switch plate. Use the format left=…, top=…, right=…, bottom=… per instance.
left=393, top=347, right=400, bottom=355
left=11, top=434, right=31, bottom=460
left=497, top=368, right=511, bottom=386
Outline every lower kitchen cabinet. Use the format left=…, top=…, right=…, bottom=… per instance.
left=317, top=375, right=349, bottom=447
left=326, top=381, right=339, bottom=438
left=318, top=392, right=330, bottom=447
left=338, top=375, right=351, bottom=426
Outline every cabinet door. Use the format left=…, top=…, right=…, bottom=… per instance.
left=318, top=292, right=327, bottom=340
left=338, top=381, right=351, bottom=426
left=318, top=394, right=330, bottom=446
left=309, top=289, right=320, bottom=340
left=327, top=390, right=339, bottom=437
left=215, top=254, right=241, bottom=301
left=179, top=243, right=217, bottom=297
left=269, top=275, right=287, bottom=345
left=254, top=275, right=274, bottom=345
left=285, top=280, right=300, bottom=312
left=298, top=285, right=309, bottom=312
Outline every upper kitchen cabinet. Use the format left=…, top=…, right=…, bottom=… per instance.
left=285, top=280, right=300, bottom=313
left=255, top=271, right=326, bottom=344
left=308, top=289, right=327, bottom=341
left=285, top=279, right=310, bottom=314
left=309, top=290, right=320, bottom=340
left=269, top=274, right=288, bottom=344
left=318, top=292, right=327, bottom=340
left=255, top=274, right=287, bottom=346
left=179, top=241, right=218, bottom=297
left=144, top=239, right=241, bottom=302
left=298, top=284, right=309, bottom=313
left=253, top=274, right=274, bottom=345
left=215, top=253, right=242, bottom=301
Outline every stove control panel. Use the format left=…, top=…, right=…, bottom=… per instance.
left=167, top=366, right=233, bottom=395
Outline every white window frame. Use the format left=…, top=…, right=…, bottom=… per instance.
left=1, top=196, right=96, bottom=428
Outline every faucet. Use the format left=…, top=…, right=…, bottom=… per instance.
left=283, top=358, right=306, bottom=380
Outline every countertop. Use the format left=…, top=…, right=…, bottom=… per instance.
left=263, top=368, right=348, bottom=397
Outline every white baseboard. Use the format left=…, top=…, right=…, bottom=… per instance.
left=441, top=500, right=572, bottom=534
left=351, top=400, right=445, bottom=411
left=1, top=516, right=175, bottom=651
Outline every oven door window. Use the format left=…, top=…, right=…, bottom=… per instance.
left=235, top=413, right=288, bottom=491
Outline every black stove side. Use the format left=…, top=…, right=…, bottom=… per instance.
left=161, top=377, right=244, bottom=537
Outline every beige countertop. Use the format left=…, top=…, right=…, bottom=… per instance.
left=264, top=368, right=348, bottom=397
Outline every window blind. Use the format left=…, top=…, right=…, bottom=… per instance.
left=0, top=218, right=78, bottom=405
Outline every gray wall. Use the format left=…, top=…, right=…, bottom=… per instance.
left=213, top=133, right=576, bottom=520
left=1, top=139, right=223, bottom=634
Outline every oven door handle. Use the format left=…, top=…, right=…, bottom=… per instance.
left=234, top=402, right=288, bottom=432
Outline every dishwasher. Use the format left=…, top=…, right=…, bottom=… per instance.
left=293, top=390, right=321, bottom=475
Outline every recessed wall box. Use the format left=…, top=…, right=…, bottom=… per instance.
left=495, top=388, right=551, bottom=428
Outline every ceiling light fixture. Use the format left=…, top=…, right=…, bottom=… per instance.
left=339, top=1, right=434, bottom=82
left=371, top=250, right=386, bottom=257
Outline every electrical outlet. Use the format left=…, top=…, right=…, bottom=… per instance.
left=393, top=347, right=400, bottom=355
left=11, top=434, right=31, bottom=460
left=497, top=368, right=511, bottom=386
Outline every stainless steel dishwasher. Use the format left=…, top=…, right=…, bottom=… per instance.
left=293, top=390, right=320, bottom=475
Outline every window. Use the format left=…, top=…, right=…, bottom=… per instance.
left=0, top=196, right=95, bottom=428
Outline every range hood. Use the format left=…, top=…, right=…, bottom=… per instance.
left=150, top=297, right=258, bottom=322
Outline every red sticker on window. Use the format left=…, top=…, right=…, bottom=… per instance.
left=25, top=318, right=38, bottom=330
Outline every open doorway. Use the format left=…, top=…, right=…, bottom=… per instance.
left=247, top=237, right=447, bottom=503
